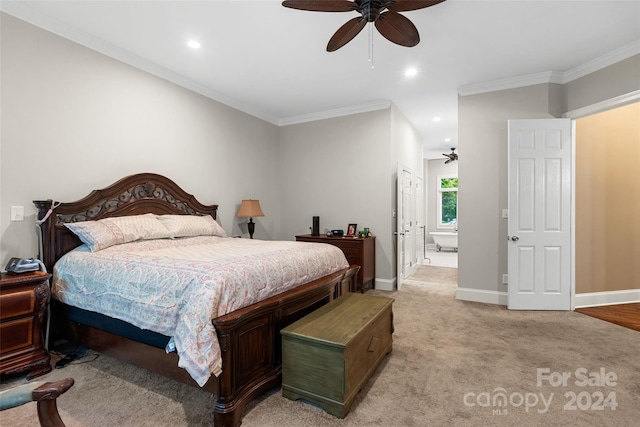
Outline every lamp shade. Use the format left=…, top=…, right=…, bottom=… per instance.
left=237, top=199, right=265, bottom=218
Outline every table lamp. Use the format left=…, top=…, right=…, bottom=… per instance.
left=237, top=199, right=265, bottom=239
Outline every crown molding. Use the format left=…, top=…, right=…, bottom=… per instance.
left=562, top=39, right=640, bottom=83
left=1, top=1, right=390, bottom=127
left=459, top=39, right=640, bottom=97
left=0, top=1, right=281, bottom=125
left=458, top=71, right=564, bottom=96
left=278, top=100, right=392, bottom=126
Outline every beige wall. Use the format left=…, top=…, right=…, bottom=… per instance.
left=575, top=102, right=640, bottom=293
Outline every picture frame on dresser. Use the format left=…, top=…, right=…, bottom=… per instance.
left=346, top=224, right=357, bottom=236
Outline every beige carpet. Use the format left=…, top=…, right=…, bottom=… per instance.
left=2, top=278, right=640, bottom=427
left=406, top=265, right=458, bottom=285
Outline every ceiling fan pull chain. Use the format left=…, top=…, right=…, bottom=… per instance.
left=369, top=22, right=374, bottom=69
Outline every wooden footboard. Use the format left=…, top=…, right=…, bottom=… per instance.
left=54, top=265, right=358, bottom=426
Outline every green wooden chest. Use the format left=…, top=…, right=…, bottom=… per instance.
left=281, top=293, right=394, bottom=418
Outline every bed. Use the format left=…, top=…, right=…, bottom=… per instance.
left=34, top=172, right=359, bottom=427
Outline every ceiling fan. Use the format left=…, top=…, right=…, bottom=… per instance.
left=282, top=0, right=447, bottom=52
left=443, top=147, right=458, bottom=164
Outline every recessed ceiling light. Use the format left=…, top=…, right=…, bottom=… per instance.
left=404, top=68, right=417, bottom=78
left=187, top=40, right=201, bottom=49
left=445, top=138, right=451, bottom=142
left=433, top=117, right=441, bottom=122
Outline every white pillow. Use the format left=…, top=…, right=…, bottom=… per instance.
left=156, top=214, right=227, bottom=238
left=65, top=213, right=172, bottom=252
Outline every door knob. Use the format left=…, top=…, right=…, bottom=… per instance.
left=511, top=236, right=519, bottom=242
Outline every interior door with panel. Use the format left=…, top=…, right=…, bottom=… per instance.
left=396, top=164, right=415, bottom=290
left=415, top=176, right=425, bottom=264
left=507, top=119, right=572, bottom=310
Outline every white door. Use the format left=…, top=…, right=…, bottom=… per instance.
left=397, top=164, right=415, bottom=290
left=415, top=176, right=425, bottom=264
left=507, top=119, right=572, bottom=310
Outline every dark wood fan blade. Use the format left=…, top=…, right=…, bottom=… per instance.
left=327, top=17, right=367, bottom=51
left=374, top=11, right=420, bottom=47
left=282, top=0, right=356, bottom=12
left=387, top=0, right=447, bottom=12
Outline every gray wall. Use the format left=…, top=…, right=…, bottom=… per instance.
left=457, top=55, right=640, bottom=301
left=564, top=55, right=640, bottom=113
left=0, top=13, right=280, bottom=260
left=1, top=13, right=423, bottom=289
left=278, top=103, right=423, bottom=286
left=458, top=84, right=557, bottom=297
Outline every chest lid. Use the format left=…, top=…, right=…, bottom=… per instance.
left=281, top=293, right=393, bottom=348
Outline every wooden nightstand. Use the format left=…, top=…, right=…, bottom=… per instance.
left=296, top=234, right=375, bottom=293
left=0, top=271, right=52, bottom=379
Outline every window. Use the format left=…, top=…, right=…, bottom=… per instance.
left=437, top=175, right=458, bottom=229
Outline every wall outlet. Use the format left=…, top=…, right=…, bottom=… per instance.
left=10, top=206, right=25, bottom=222
left=502, top=274, right=508, bottom=285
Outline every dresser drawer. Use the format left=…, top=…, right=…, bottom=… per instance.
left=295, top=235, right=376, bottom=293
left=0, top=290, right=35, bottom=319
left=340, top=247, right=360, bottom=265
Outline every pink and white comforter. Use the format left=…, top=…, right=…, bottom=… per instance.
left=52, top=236, right=348, bottom=386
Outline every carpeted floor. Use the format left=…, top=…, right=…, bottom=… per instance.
left=2, top=273, right=639, bottom=426
left=406, top=265, right=458, bottom=284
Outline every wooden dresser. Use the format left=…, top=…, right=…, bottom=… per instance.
left=295, top=234, right=375, bottom=292
left=281, top=293, right=393, bottom=418
left=0, top=271, right=52, bottom=379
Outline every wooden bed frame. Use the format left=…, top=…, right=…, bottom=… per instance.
left=34, top=172, right=358, bottom=427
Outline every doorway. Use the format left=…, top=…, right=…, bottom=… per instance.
left=423, top=158, right=459, bottom=270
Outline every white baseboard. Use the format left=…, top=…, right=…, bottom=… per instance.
left=456, top=287, right=507, bottom=305
left=374, top=278, right=395, bottom=292
left=453, top=288, right=640, bottom=309
left=573, top=289, right=640, bottom=308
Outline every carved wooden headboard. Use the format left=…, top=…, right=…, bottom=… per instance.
left=34, top=173, right=218, bottom=272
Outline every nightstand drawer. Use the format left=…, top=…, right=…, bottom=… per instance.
left=0, top=290, right=35, bottom=319
left=0, top=317, right=35, bottom=353
left=0, top=271, right=52, bottom=379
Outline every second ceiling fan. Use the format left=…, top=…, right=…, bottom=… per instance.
left=282, top=0, right=447, bottom=52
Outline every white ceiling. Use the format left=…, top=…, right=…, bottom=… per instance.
left=3, top=1, right=639, bottom=159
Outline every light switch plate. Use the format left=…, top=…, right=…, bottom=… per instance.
left=11, top=206, right=25, bottom=221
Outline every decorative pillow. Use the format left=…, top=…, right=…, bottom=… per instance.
left=65, top=213, right=172, bottom=252
left=156, top=214, right=227, bottom=238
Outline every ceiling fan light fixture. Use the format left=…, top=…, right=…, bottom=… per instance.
left=282, top=0, right=448, bottom=52
left=443, top=147, right=458, bottom=164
